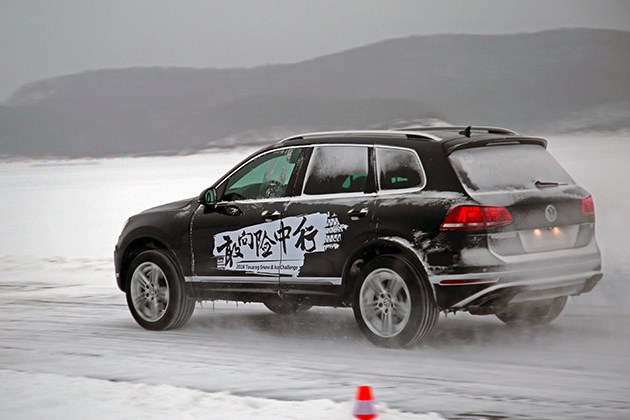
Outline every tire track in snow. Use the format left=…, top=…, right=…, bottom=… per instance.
left=1, top=266, right=630, bottom=419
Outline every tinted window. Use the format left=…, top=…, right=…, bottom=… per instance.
left=449, top=144, right=574, bottom=193
left=222, top=148, right=301, bottom=201
left=303, top=146, right=369, bottom=195
left=377, top=147, right=424, bottom=190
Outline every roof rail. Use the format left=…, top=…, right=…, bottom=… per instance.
left=280, top=130, right=442, bottom=143
left=400, top=126, right=518, bottom=136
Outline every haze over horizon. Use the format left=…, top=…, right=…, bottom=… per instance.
left=2, top=0, right=630, bottom=102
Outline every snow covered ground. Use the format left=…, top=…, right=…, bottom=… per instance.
left=1, top=133, right=629, bottom=419
left=1, top=370, right=442, bottom=420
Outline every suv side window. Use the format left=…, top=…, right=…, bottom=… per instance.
left=222, top=148, right=301, bottom=201
left=376, top=147, right=425, bottom=190
left=303, top=145, right=369, bottom=195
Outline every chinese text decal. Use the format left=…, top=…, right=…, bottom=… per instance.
left=213, top=212, right=347, bottom=276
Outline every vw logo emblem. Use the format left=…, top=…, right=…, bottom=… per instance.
left=545, top=204, right=558, bottom=223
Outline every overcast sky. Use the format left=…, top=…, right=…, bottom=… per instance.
left=1, top=0, right=630, bottom=101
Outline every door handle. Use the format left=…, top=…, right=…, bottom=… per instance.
left=347, top=207, right=369, bottom=220
left=261, top=210, right=281, bottom=221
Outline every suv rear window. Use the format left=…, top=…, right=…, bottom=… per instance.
left=449, top=144, right=574, bottom=193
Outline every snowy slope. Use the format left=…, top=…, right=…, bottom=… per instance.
left=1, top=133, right=629, bottom=419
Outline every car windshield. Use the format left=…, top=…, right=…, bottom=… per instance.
left=449, top=144, right=574, bottom=193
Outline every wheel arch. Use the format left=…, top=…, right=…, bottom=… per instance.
left=341, top=237, right=435, bottom=303
left=118, top=236, right=182, bottom=292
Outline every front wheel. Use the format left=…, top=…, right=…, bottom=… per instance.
left=125, top=250, right=195, bottom=330
left=353, top=255, right=438, bottom=348
left=496, top=296, right=567, bottom=326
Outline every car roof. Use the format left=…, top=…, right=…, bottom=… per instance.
left=277, top=126, right=547, bottom=153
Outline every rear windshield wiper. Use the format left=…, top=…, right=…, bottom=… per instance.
left=535, top=180, right=567, bottom=188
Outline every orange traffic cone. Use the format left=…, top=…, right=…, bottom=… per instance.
left=353, top=385, right=377, bottom=419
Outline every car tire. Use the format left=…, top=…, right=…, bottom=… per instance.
left=495, top=296, right=567, bottom=326
left=125, top=250, right=195, bottom=330
left=263, top=298, right=312, bottom=315
left=352, top=255, right=438, bottom=348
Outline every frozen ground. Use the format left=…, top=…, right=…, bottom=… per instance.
left=1, top=133, right=629, bottom=419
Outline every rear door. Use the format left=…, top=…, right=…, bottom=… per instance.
left=280, top=144, right=376, bottom=293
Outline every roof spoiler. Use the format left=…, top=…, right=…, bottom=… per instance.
left=444, top=137, right=548, bottom=154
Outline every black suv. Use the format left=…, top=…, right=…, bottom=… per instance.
left=114, top=126, right=602, bottom=348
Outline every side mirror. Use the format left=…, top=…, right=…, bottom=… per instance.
left=198, top=187, right=217, bottom=207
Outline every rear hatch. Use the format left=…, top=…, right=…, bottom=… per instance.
left=448, top=143, right=595, bottom=256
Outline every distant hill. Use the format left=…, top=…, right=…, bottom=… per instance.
left=1, top=28, right=629, bottom=158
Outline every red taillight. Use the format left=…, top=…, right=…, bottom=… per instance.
left=440, top=205, right=513, bottom=231
left=582, top=195, right=595, bottom=217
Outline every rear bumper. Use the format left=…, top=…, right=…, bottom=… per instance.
left=447, top=271, right=601, bottom=311
left=429, top=240, right=602, bottom=311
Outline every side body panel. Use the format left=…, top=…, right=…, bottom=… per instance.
left=280, top=194, right=376, bottom=296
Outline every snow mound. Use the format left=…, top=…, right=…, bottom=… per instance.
left=0, top=370, right=443, bottom=420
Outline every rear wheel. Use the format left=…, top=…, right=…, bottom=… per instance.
left=125, top=250, right=195, bottom=330
left=496, top=296, right=567, bottom=326
left=353, top=255, right=438, bottom=348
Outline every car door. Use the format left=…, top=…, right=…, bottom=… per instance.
left=190, top=147, right=305, bottom=290
left=279, top=144, right=376, bottom=294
